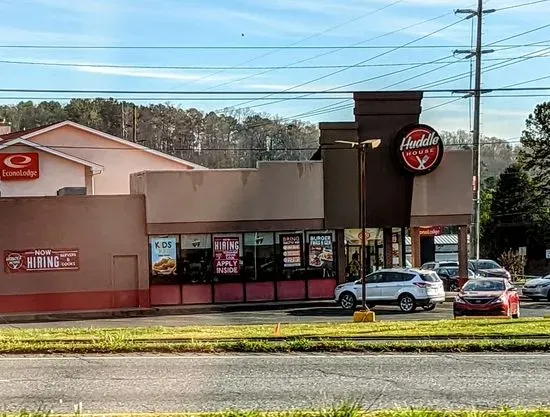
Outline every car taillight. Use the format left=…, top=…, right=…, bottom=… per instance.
left=414, top=282, right=428, bottom=288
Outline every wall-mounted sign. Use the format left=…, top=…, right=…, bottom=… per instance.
left=151, top=236, right=177, bottom=276
left=281, top=234, right=303, bottom=268
left=309, top=234, right=333, bottom=267
left=394, top=124, right=444, bottom=175
left=213, top=237, right=240, bottom=275
left=4, top=248, right=79, bottom=273
left=0, top=153, right=40, bottom=181
left=419, top=226, right=442, bottom=237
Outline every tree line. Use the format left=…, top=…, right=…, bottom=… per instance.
left=5, top=98, right=549, bottom=271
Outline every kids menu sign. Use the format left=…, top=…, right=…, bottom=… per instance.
left=281, top=234, right=303, bottom=268
left=213, top=237, right=240, bottom=275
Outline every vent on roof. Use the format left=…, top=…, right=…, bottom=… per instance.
left=57, top=187, right=86, bottom=196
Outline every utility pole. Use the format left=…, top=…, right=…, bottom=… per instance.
left=133, top=105, right=137, bottom=143
left=455, top=0, right=495, bottom=259
left=121, top=102, right=126, bottom=140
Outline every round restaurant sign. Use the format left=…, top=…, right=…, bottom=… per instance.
left=395, top=124, right=444, bottom=175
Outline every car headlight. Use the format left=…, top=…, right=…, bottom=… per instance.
left=490, top=295, right=506, bottom=304
left=454, top=295, right=466, bottom=304
left=538, top=282, right=550, bottom=288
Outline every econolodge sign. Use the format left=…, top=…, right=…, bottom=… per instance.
left=395, top=124, right=444, bottom=175
left=4, top=248, right=79, bottom=273
left=0, top=153, right=40, bottom=181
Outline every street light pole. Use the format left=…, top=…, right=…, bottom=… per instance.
left=336, top=139, right=381, bottom=312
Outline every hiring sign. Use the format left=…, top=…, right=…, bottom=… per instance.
left=0, top=153, right=40, bottom=181
left=213, top=237, right=240, bottom=275
left=4, top=248, right=79, bottom=273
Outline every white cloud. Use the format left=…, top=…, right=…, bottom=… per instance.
left=74, top=66, right=239, bottom=83
left=0, top=27, right=110, bottom=45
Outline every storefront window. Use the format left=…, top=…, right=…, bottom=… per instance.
left=243, top=232, right=276, bottom=281
left=275, top=231, right=306, bottom=280
left=212, top=233, right=243, bottom=283
left=179, top=234, right=212, bottom=284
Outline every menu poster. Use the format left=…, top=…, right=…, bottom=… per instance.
left=281, top=234, right=303, bottom=268
left=309, top=234, right=334, bottom=267
left=213, top=237, right=240, bottom=275
left=151, top=237, right=177, bottom=276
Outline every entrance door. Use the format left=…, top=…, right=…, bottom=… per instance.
left=112, top=255, right=139, bottom=308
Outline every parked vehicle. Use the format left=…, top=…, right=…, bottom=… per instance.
left=421, top=261, right=459, bottom=270
left=522, top=275, right=550, bottom=301
left=335, top=268, right=445, bottom=313
left=468, top=259, right=511, bottom=280
left=435, top=267, right=478, bottom=292
left=453, top=278, right=520, bottom=318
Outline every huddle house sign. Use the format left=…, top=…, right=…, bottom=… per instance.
left=394, top=124, right=444, bottom=176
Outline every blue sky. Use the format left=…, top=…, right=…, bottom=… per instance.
left=0, top=0, right=549, bottom=140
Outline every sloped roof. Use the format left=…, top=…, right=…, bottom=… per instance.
left=0, top=120, right=205, bottom=169
left=0, top=137, right=104, bottom=173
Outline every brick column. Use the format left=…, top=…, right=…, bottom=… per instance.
left=410, top=227, right=421, bottom=268
left=458, top=225, right=469, bottom=288
left=383, top=227, right=393, bottom=268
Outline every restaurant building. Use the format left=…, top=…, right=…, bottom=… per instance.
left=0, top=92, right=473, bottom=314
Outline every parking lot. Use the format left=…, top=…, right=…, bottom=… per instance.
left=2, top=299, right=550, bottom=329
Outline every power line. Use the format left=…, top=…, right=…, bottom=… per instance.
left=183, top=0, right=406, bottom=90
left=225, top=17, right=471, bottom=111
left=497, top=0, right=550, bottom=11
left=0, top=43, right=547, bottom=50
left=1, top=56, right=550, bottom=71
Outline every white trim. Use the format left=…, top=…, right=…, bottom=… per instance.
left=16, top=120, right=206, bottom=170
left=0, top=138, right=104, bottom=173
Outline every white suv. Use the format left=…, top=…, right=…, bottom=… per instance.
left=334, top=268, right=445, bottom=313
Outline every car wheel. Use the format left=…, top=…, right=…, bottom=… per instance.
left=512, top=305, right=520, bottom=319
left=398, top=294, right=417, bottom=313
left=339, top=292, right=357, bottom=311
left=422, top=302, right=437, bottom=311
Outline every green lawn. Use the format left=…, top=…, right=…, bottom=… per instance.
left=1, top=318, right=550, bottom=342
left=5, top=407, right=550, bottom=417
left=1, top=318, right=550, bottom=354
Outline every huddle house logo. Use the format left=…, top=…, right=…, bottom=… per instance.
left=394, top=124, right=444, bottom=175
left=0, top=152, right=39, bottom=180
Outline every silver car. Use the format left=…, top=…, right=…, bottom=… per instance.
left=522, top=275, right=550, bottom=301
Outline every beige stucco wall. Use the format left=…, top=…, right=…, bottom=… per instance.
left=30, top=125, right=195, bottom=194
left=411, top=150, right=472, bottom=224
left=131, top=161, right=324, bottom=224
left=0, top=144, right=86, bottom=197
left=0, top=195, right=148, bottom=296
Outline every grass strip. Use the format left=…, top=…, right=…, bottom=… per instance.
left=2, top=318, right=550, bottom=343
left=2, top=337, right=550, bottom=354
left=5, top=405, right=550, bottom=417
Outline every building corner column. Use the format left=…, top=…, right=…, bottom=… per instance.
left=336, top=229, right=346, bottom=284
left=410, top=227, right=421, bottom=268
left=458, top=225, right=469, bottom=288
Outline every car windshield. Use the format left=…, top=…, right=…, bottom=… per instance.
left=420, top=272, right=440, bottom=282
left=475, top=260, right=501, bottom=270
left=463, top=280, right=505, bottom=292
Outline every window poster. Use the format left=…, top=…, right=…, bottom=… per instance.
left=213, top=236, right=240, bottom=275
left=281, top=234, right=303, bottom=268
left=151, top=236, right=177, bottom=276
left=308, top=234, right=333, bottom=267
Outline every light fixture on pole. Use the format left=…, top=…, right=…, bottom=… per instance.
left=335, top=138, right=381, bottom=312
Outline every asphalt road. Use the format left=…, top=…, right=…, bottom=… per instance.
left=1, top=354, right=549, bottom=412
left=2, top=300, right=550, bottom=328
